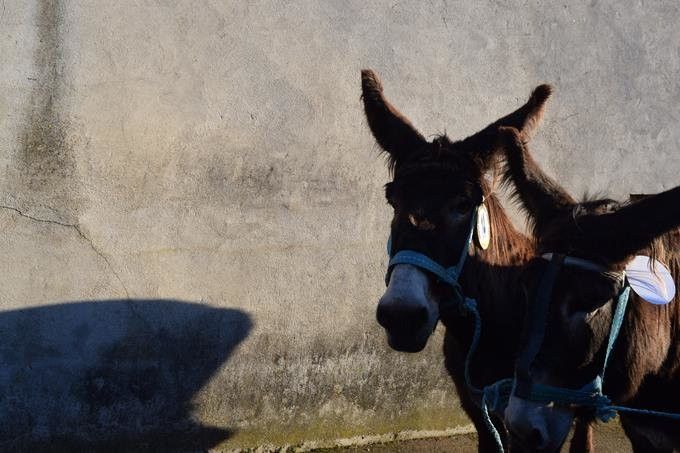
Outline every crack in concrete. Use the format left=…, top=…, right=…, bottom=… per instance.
left=0, top=204, right=157, bottom=330
left=0, top=204, right=130, bottom=299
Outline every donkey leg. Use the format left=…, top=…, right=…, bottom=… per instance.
left=569, top=417, right=593, bottom=453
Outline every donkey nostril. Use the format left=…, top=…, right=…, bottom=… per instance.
left=413, top=305, right=429, bottom=324
left=529, top=427, right=548, bottom=450
left=376, top=301, right=430, bottom=330
left=376, top=303, right=391, bottom=328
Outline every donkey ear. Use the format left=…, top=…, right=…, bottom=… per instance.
left=461, top=84, right=553, bottom=169
left=361, top=69, right=427, bottom=167
left=498, top=126, right=575, bottom=236
left=577, top=185, right=680, bottom=262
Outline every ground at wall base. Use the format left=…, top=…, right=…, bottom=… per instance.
left=316, top=422, right=631, bottom=453
left=231, top=420, right=631, bottom=452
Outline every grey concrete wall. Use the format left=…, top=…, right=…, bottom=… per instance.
left=1, top=0, right=680, bottom=450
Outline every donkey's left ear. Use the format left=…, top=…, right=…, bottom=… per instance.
left=361, top=69, right=427, bottom=168
left=578, top=185, right=680, bottom=262
left=497, top=126, right=575, bottom=237
left=460, top=84, right=553, bottom=169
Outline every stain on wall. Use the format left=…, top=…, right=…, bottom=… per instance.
left=2, top=0, right=680, bottom=450
left=10, top=0, right=83, bottom=223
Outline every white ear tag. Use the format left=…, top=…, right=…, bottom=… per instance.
left=475, top=204, right=491, bottom=250
left=625, top=255, right=676, bottom=305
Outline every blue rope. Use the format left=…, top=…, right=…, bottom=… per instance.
left=601, top=286, right=630, bottom=380
left=481, top=391, right=505, bottom=451
left=460, top=298, right=482, bottom=396
left=460, top=297, right=507, bottom=453
left=471, top=269, right=680, bottom=452
left=481, top=379, right=514, bottom=452
left=611, top=406, right=680, bottom=420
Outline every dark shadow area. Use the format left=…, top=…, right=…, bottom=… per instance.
left=0, top=299, right=252, bottom=452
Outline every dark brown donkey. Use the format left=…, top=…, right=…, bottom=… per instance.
left=361, top=70, right=591, bottom=452
left=499, top=127, right=680, bottom=452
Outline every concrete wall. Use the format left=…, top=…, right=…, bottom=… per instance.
left=2, top=0, right=680, bottom=450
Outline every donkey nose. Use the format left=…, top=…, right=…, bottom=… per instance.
left=376, top=299, right=429, bottom=332
left=509, top=417, right=549, bottom=451
left=506, top=397, right=551, bottom=451
left=528, top=426, right=549, bottom=451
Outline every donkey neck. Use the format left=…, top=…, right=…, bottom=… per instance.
left=459, top=194, right=534, bottom=313
left=607, top=233, right=680, bottom=402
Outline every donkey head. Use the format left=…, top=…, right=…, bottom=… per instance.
left=499, top=127, right=680, bottom=451
left=361, top=70, right=552, bottom=352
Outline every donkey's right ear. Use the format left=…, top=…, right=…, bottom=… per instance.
left=361, top=70, right=427, bottom=167
left=577, top=184, right=680, bottom=263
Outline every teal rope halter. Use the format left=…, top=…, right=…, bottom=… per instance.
left=385, top=206, right=477, bottom=377
left=480, top=254, right=680, bottom=453
left=385, top=207, right=510, bottom=445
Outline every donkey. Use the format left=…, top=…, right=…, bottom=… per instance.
left=361, top=70, right=592, bottom=452
left=498, top=126, right=680, bottom=452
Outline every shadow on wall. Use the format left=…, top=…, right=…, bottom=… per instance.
left=0, top=299, right=252, bottom=451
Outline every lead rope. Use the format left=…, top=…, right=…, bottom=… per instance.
left=450, top=289, right=509, bottom=452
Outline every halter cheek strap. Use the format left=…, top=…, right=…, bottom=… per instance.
left=384, top=207, right=489, bottom=403
left=385, top=207, right=478, bottom=287
left=512, top=254, right=635, bottom=421
left=514, top=253, right=565, bottom=399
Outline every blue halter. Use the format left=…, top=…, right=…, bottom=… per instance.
left=480, top=253, right=680, bottom=453
left=385, top=207, right=506, bottom=437
left=511, top=253, right=631, bottom=420
left=385, top=208, right=477, bottom=287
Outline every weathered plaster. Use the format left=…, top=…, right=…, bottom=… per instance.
left=2, top=1, right=680, bottom=449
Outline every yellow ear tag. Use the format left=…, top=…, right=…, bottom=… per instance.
left=475, top=204, right=491, bottom=250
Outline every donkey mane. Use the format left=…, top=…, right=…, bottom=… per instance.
left=477, top=180, right=534, bottom=267
left=378, top=134, right=484, bottom=178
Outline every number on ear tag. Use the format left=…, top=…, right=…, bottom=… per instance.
left=475, top=204, right=491, bottom=250
left=625, top=256, right=676, bottom=305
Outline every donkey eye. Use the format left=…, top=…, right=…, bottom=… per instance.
left=449, top=199, right=472, bottom=214
left=408, top=213, right=436, bottom=230
left=458, top=201, right=472, bottom=212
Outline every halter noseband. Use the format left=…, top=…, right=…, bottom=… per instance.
left=385, top=206, right=478, bottom=289
left=480, top=252, right=680, bottom=453
left=513, top=253, right=631, bottom=420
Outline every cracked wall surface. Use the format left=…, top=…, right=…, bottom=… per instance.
left=2, top=0, right=680, bottom=450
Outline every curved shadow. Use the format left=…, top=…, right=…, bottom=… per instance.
left=0, top=299, right=252, bottom=451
